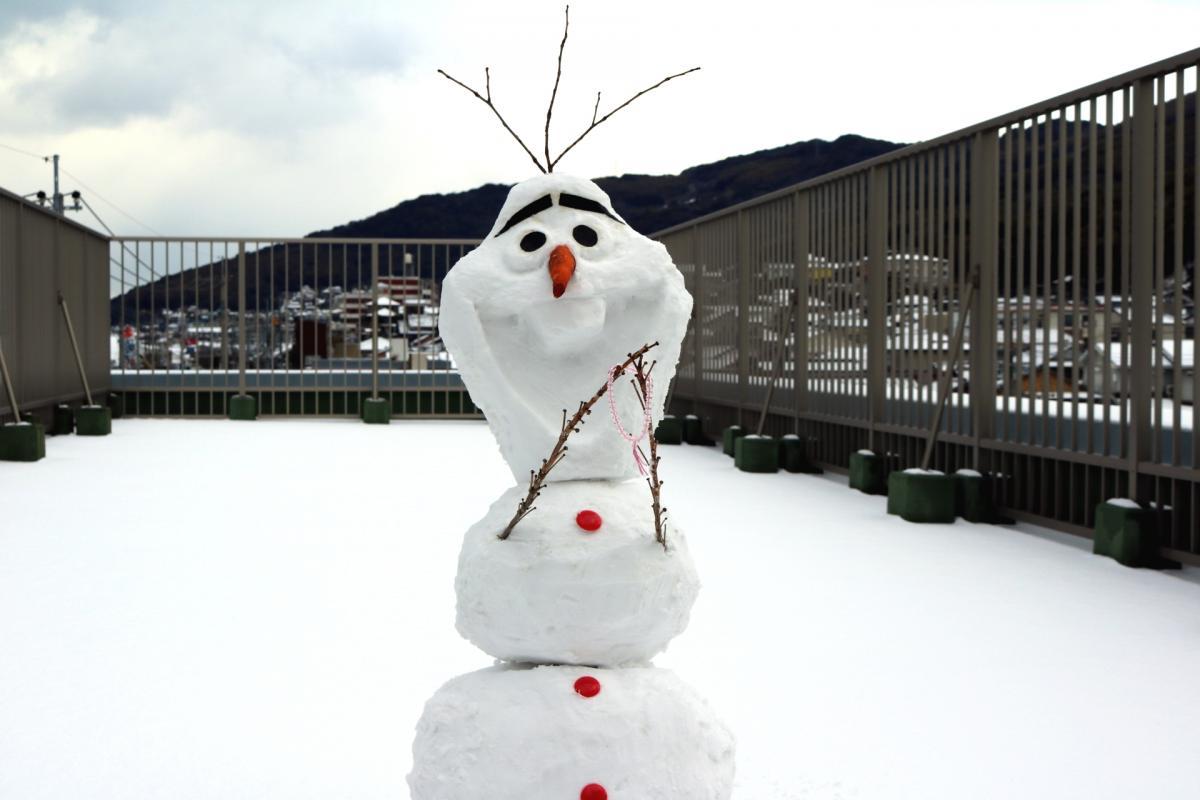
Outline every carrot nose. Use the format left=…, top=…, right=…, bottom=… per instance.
left=548, top=244, right=576, bottom=298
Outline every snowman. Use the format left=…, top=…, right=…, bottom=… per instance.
left=409, top=19, right=734, bottom=798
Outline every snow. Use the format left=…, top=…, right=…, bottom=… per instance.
left=857, top=448, right=875, bottom=455
left=3, top=419, right=1200, bottom=799
left=956, top=468, right=984, bottom=477
left=1105, top=497, right=1141, bottom=509
left=409, top=664, right=734, bottom=798
left=438, top=173, right=691, bottom=483
left=903, top=467, right=945, bottom=475
left=454, top=479, right=699, bottom=666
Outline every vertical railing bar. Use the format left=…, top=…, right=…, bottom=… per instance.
left=1016, top=120, right=1027, bottom=447
left=795, top=193, right=809, bottom=427
left=268, top=241, right=275, bottom=415
left=899, top=161, right=908, bottom=430
left=836, top=180, right=846, bottom=413
left=1102, top=93, right=1114, bottom=455
left=1153, top=75, right=1166, bottom=464
left=1041, top=111, right=1052, bottom=453
left=1002, top=128, right=1013, bottom=442
left=948, top=143, right=958, bottom=433
left=918, top=149, right=929, bottom=438
left=867, top=166, right=886, bottom=450
left=1031, top=114, right=1041, bottom=449
left=1086, top=98, right=1098, bottom=456
left=1057, top=106, right=1068, bottom=451
left=1193, top=61, right=1200, bottom=476
left=237, top=242, right=247, bottom=399
left=885, top=165, right=895, bottom=427
left=1080, top=103, right=1089, bottom=455
left=1171, top=69, right=1184, bottom=469
left=283, top=242, right=290, bottom=414
left=1121, top=87, right=1133, bottom=461
left=1129, top=78, right=1155, bottom=499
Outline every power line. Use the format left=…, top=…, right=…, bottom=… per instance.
left=0, top=141, right=48, bottom=161
left=61, top=166, right=162, bottom=236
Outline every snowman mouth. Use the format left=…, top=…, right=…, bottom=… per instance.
left=523, top=295, right=607, bottom=354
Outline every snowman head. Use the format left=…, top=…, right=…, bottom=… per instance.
left=440, top=173, right=692, bottom=482
left=453, top=173, right=682, bottom=359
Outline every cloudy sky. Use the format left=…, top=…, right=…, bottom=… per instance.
left=1, top=0, right=1197, bottom=237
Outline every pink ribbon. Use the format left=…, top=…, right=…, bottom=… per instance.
left=607, top=363, right=653, bottom=476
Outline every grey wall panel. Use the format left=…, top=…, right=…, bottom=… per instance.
left=0, top=188, right=110, bottom=418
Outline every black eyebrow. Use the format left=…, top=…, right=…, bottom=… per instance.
left=494, top=194, right=554, bottom=237
left=559, top=192, right=624, bottom=224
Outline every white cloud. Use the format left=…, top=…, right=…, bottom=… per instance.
left=0, top=0, right=1197, bottom=237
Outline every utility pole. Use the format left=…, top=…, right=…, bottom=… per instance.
left=52, top=154, right=63, bottom=215
left=32, top=154, right=82, bottom=217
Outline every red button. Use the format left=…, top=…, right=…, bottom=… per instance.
left=580, top=784, right=607, bottom=800
left=576, top=510, right=602, bottom=532
left=574, top=676, right=601, bottom=698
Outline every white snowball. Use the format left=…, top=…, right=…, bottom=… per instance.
left=456, top=479, right=699, bottom=666
left=439, top=173, right=692, bottom=483
left=408, top=664, right=735, bottom=799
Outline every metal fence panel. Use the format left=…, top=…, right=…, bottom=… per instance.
left=654, top=49, right=1200, bottom=563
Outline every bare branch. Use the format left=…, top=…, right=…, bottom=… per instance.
left=438, top=67, right=547, bottom=174
left=550, top=66, right=701, bottom=170
left=544, top=5, right=570, bottom=173
left=499, top=341, right=660, bottom=540
left=591, top=91, right=601, bottom=126
left=627, top=356, right=669, bottom=549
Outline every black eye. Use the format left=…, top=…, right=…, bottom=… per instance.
left=572, top=225, right=598, bottom=247
left=520, top=231, right=546, bottom=252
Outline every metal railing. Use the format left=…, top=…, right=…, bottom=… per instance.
left=654, top=47, right=1199, bottom=562
left=109, top=237, right=480, bottom=418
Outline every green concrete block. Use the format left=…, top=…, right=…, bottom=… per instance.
left=107, top=394, right=125, bottom=419
left=361, top=397, right=391, bottom=425
left=75, top=405, right=112, bottom=436
left=683, top=415, right=714, bottom=446
left=779, top=434, right=823, bottom=474
left=0, top=422, right=45, bottom=462
left=735, top=434, right=779, bottom=473
left=228, top=395, right=257, bottom=421
left=954, top=471, right=999, bottom=523
left=722, top=425, right=746, bottom=456
left=52, top=405, right=75, bottom=436
left=849, top=450, right=886, bottom=495
left=655, top=415, right=683, bottom=444
left=887, top=470, right=956, bottom=523
left=1093, top=501, right=1164, bottom=568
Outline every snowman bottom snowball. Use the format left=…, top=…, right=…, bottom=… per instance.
left=455, top=479, right=700, bottom=666
left=408, top=664, right=735, bottom=799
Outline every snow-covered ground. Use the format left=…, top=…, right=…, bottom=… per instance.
left=2, top=419, right=1199, bottom=799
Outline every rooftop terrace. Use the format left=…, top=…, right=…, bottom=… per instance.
left=2, top=419, right=1198, bottom=799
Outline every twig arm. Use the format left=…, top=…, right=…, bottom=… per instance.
left=438, top=68, right=547, bottom=174
left=550, top=67, right=700, bottom=170
left=499, top=341, right=660, bottom=539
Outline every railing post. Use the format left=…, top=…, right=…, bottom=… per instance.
left=866, top=167, right=888, bottom=451
left=1128, top=78, right=1155, bottom=500
left=737, top=209, right=750, bottom=427
left=237, top=242, right=247, bottom=397
left=793, top=191, right=809, bottom=426
left=970, top=131, right=999, bottom=469
left=371, top=243, right=380, bottom=400
left=690, top=226, right=703, bottom=413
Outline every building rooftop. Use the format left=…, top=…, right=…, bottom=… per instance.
left=2, top=419, right=1198, bottom=798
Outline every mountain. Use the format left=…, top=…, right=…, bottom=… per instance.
left=112, top=134, right=908, bottom=320
left=312, top=134, right=906, bottom=240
